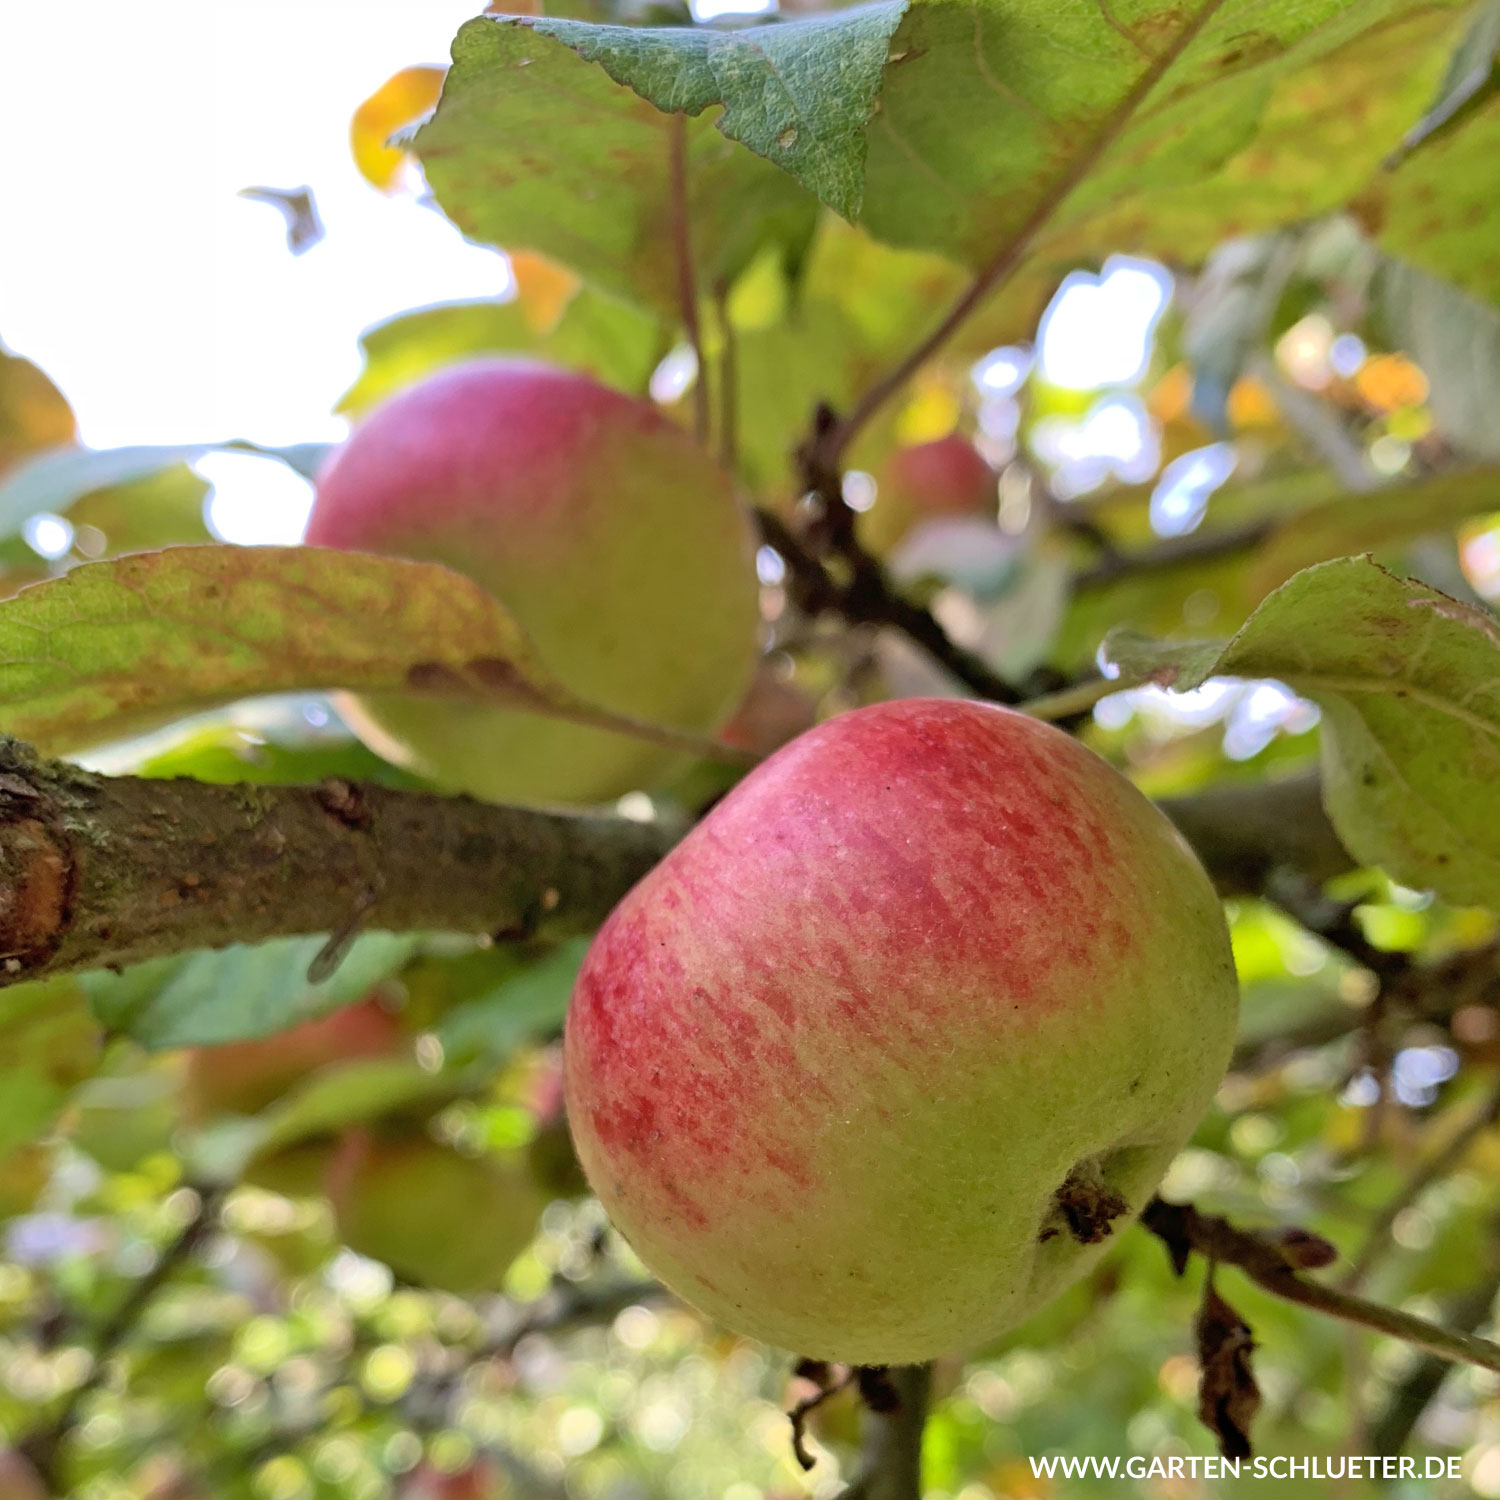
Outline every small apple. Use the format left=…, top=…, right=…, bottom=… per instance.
left=306, top=359, right=760, bottom=806
left=0, top=1450, right=47, bottom=1500
left=404, top=1462, right=498, bottom=1500
left=181, top=997, right=406, bottom=1120
left=860, top=433, right=997, bottom=553
left=327, top=1130, right=543, bottom=1292
left=718, top=665, right=818, bottom=757
left=524, top=1051, right=589, bottom=1200
left=565, top=698, right=1238, bottom=1363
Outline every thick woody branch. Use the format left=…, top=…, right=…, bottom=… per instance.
left=0, top=737, right=1360, bottom=995
left=0, top=739, right=674, bottom=987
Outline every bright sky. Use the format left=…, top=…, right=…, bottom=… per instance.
left=0, top=2, right=503, bottom=456
left=0, top=4, right=1168, bottom=543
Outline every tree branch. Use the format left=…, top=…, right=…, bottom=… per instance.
left=755, top=507, right=1026, bottom=705
left=1070, top=520, right=1274, bottom=592
left=1155, top=775, right=1351, bottom=895
left=0, top=739, right=674, bottom=988
left=1368, top=1261, right=1500, bottom=1456
left=1342, top=1081, right=1500, bottom=1293
left=21, top=1187, right=223, bottom=1485
left=0, top=737, right=1375, bottom=996
left=1143, top=1198, right=1500, bottom=1376
left=836, top=1365, right=932, bottom=1500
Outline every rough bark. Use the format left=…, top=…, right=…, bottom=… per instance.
left=0, top=738, right=674, bottom=984
left=0, top=736, right=1347, bottom=991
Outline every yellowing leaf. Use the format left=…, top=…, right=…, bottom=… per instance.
left=351, top=66, right=446, bottom=192
left=510, top=251, right=580, bottom=333
left=0, top=345, right=76, bottom=478
left=0, top=545, right=744, bottom=763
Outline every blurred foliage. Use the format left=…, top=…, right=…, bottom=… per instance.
left=4, top=0, right=1500, bottom=1496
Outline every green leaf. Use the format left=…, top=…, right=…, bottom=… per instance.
left=1370, top=88, right=1500, bottom=309
left=435, top=937, right=587, bottom=1065
left=0, top=343, right=76, bottom=477
left=83, top=934, right=422, bottom=1050
left=337, top=293, right=662, bottom=418
left=0, top=978, right=102, bottom=1155
left=253, top=1058, right=462, bottom=1156
left=1104, top=557, right=1500, bottom=905
left=528, top=4, right=905, bottom=220
left=413, top=17, right=819, bottom=318
left=536, top=0, right=1468, bottom=294
left=0, top=441, right=327, bottom=543
left=0, top=545, right=744, bottom=761
left=1249, top=468, right=1500, bottom=594
left=136, top=725, right=427, bottom=790
left=67, top=463, right=213, bottom=554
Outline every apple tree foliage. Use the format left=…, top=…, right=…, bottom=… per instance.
left=4, top=0, right=1500, bottom=1494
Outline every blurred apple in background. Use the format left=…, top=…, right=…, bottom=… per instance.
left=307, top=359, right=761, bottom=806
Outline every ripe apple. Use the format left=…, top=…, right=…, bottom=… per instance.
left=181, top=997, right=406, bottom=1120
left=0, top=1451, right=47, bottom=1500
left=565, top=698, right=1238, bottom=1363
left=860, top=433, right=997, bottom=553
left=326, top=1130, right=543, bottom=1292
left=524, top=1051, right=589, bottom=1200
left=306, top=359, right=760, bottom=806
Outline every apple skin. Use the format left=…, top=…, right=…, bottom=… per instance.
left=564, top=698, right=1238, bottom=1363
left=306, top=359, right=760, bottom=807
left=860, top=434, right=996, bottom=553
left=181, top=998, right=405, bottom=1121
left=327, top=1131, right=543, bottom=1293
left=0, top=1451, right=47, bottom=1500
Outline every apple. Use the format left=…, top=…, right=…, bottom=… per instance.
left=718, top=665, right=818, bottom=757
left=306, top=359, right=760, bottom=806
left=524, top=1051, right=589, bottom=1200
left=327, top=1130, right=543, bottom=1292
left=565, top=698, right=1238, bottom=1363
left=181, top=997, right=406, bottom=1120
left=404, top=1463, right=498, bottom=1500
left=0, top=1451, right=47, bottom=1500
left=860, top=433, right=997, bottom=553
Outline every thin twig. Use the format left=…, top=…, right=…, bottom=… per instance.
left=812, top=0, right=1231, bottom=470
left=667, top=112, right=710, bottom=445
left=715, top=281, right=738, bottom=472
left=1019, top=674, right=1122, bottom=722
left=754, top=508, right=1025, bottom=704
left=1343, top=1079, right=1500, bottom=1292
left=1143, top=1198, right=1500, bottom=1376
left=788, top=1363, right=857, bottom=1470
left=1071, top=520, right=1274, bottom=591
left=1369, top=1261, right=1500, bottom=1455
left=22, top=1189, right=222, bottom=1484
